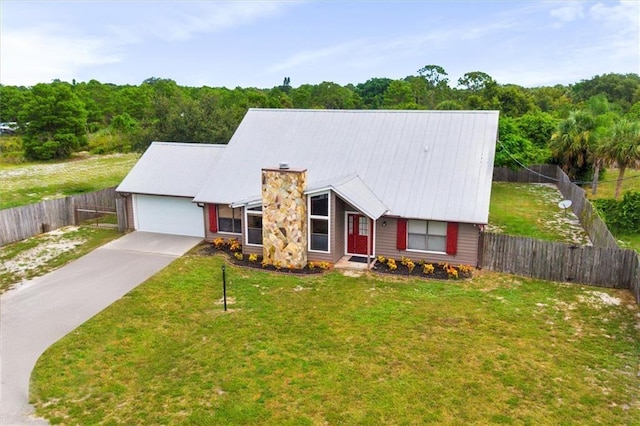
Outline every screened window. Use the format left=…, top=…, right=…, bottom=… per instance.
left=309, top=193, right=330, bottom=252
left=408, top=220, right=447, bottom=252
left=218, top=205, right=242, bottom=234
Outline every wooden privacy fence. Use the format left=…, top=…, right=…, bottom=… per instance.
left=493, top=165, right=619, bottom=249
left=0, top=187, right=121, bottom=246
left=481, top=233, right=640, bottom=301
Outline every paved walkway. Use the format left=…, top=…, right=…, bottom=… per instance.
left=0, top=232, right=202, bottom=425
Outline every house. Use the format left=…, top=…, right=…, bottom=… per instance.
left=118, top=109, right=499, bottom=267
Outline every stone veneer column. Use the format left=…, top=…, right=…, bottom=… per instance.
left=261, top=167, right=308, bottom=269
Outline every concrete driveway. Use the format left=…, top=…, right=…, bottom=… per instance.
left=0, top=232, right=202, bottom=425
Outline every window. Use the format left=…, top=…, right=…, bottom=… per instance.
left=407, top=220, right=447, bottom=252
left=218, top=205, right=241, bottom=234
left=308, top=192, right=329, bottom=252
left=246, top=206, right=263, bottom=245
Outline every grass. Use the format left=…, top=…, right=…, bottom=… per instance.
left=0, top=153, right=139, bottom=209
left=588, top=168, right=640, bottom=200
left=489, top=182, right=590, bottom=245
left=31, top=253, right=640, bottom=425
left=0, top=226, right=121, bottom=294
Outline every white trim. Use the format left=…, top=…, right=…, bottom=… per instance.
left=308, top=191, right=331, bottom=253
left=406, top=219, right=447, bottom=253
left=344, top=211, right=376, bottom=257
left=244, top=208, right=263, bottom=247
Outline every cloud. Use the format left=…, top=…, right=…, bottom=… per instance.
left=133, top=1, right=302, bottom=43
left=0, top=26, right=122, bottom=85
left=550, top=3, right=585, bottom=22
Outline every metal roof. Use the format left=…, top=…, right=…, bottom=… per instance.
left=306, top=174, right=389, bottom=220
left=116, top=142, right=225, bottom=197
left=193, top=109, right=499, bottom=224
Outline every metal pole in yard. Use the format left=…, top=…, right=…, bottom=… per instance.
left=222, top=265, right=227, bottom=311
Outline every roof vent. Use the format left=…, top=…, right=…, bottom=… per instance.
left=279, top=162, right=290, bottom=170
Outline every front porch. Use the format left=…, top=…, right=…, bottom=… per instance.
left=334, top=255, right=377, bottom=271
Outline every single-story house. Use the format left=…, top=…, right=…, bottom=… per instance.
left=118, top=109, right=499, bottom=267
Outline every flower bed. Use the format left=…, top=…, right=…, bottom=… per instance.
left=202, top=238, right=329, bottom=275
left=373, top=256, right=473, bottom=280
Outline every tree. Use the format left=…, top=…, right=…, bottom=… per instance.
left=497, top=85, right=539, bottom=117
left=355, top=78, right=392, bottom=109
left=383, top=80, right=418, bottom=109
left=550, top=110, right=598, bottom=181
left=495, top=117, right=550, bottom=168
left=417, top=65, right=449, bottom=88
left=515, top=112, right=559, bottom=148
left=19, top=82, right=88, bottom=160
left=0, top=85, right=29, bottom=123
left=601, top=119, right=640, bottom=199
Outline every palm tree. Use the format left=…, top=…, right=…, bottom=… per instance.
left=550, top=110, right=597, bottom=181
left=601, top=119, right=640, bottom=199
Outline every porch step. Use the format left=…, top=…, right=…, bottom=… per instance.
left=334, top=255, right=375, bottom=271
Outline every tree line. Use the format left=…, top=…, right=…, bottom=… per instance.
left=1, top=67, right=639, bottom=198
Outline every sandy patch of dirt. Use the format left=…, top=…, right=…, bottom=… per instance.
left=0, top=226, right=86, bottom=279
left=529, top=184, right=592, bottom=246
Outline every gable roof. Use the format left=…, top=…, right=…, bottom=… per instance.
left=193, top=109, right=499, bottom=224
left=116, top=142, right=225, bottom=198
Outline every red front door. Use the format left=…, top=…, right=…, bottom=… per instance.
left=347, top=214, right=373, bottom=255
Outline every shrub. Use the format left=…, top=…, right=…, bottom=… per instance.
left=423, top=263, right=435, bottom=275
left=594, top=191, right=640, bottom=234
left=445, top=264, right=459, bottom=279
left=234, top=252, right=244, bottom=261
left=229, top=238, right=241, bottom=252
left=387, top=258, right=397, bottom=271
left=212, top=238, right=225, bottom=249
left=248, top=254, right=258, bottom=262
left=405, top=259, right=415, bottom=273
left=308, top=262, right=315, bottom=270
left=458, top=265, right=473, bottom=275
left=377, top=255, right=386, bottom=264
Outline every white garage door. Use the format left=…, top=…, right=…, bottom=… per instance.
left=133, top=194, right=204, bottom=237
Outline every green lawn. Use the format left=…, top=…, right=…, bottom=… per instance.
left=0, top=226, right=121, bottom=294
left=0, top=153, right=138, bottom=209
left=31, top=253, right=640, bottom=425
left=489, top=182, right=590, bottom=245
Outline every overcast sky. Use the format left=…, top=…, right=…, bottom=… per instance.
left=1, top=1, right=638, bottom=89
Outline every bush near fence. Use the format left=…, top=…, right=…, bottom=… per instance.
left=0, top=187, right=121, bottom=246
left=489, top=166, right=640, bottom=302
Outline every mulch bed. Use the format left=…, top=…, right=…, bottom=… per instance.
left=200, top=244, right=473, bottom=280
left=373, top=260, right=473, bottom=280
left=200, top=245, right=324, bottom=275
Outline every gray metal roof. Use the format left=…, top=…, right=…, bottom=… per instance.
left=193, top=109, right=499, bottom=224
left=117, top=142, right=225, bottom=197
left=306, top=174, right=389, bottom=220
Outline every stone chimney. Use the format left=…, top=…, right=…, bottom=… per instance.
left=261, top=165, right=307, bottom=269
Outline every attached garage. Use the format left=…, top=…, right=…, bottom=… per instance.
left=117, top=142, right=226, bottom=238
left=133, top=194, right=204, bottom=237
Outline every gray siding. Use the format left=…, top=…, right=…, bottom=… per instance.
left=204, top=203, right=244, bottom=242
left=375, top=217, right=480, bottom=266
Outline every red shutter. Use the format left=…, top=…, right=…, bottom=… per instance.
left=397, top=218, right=407, bottom=250
left=208, top=204, right=218, bottom=233
left=446, top=222, right=458, bottom=255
